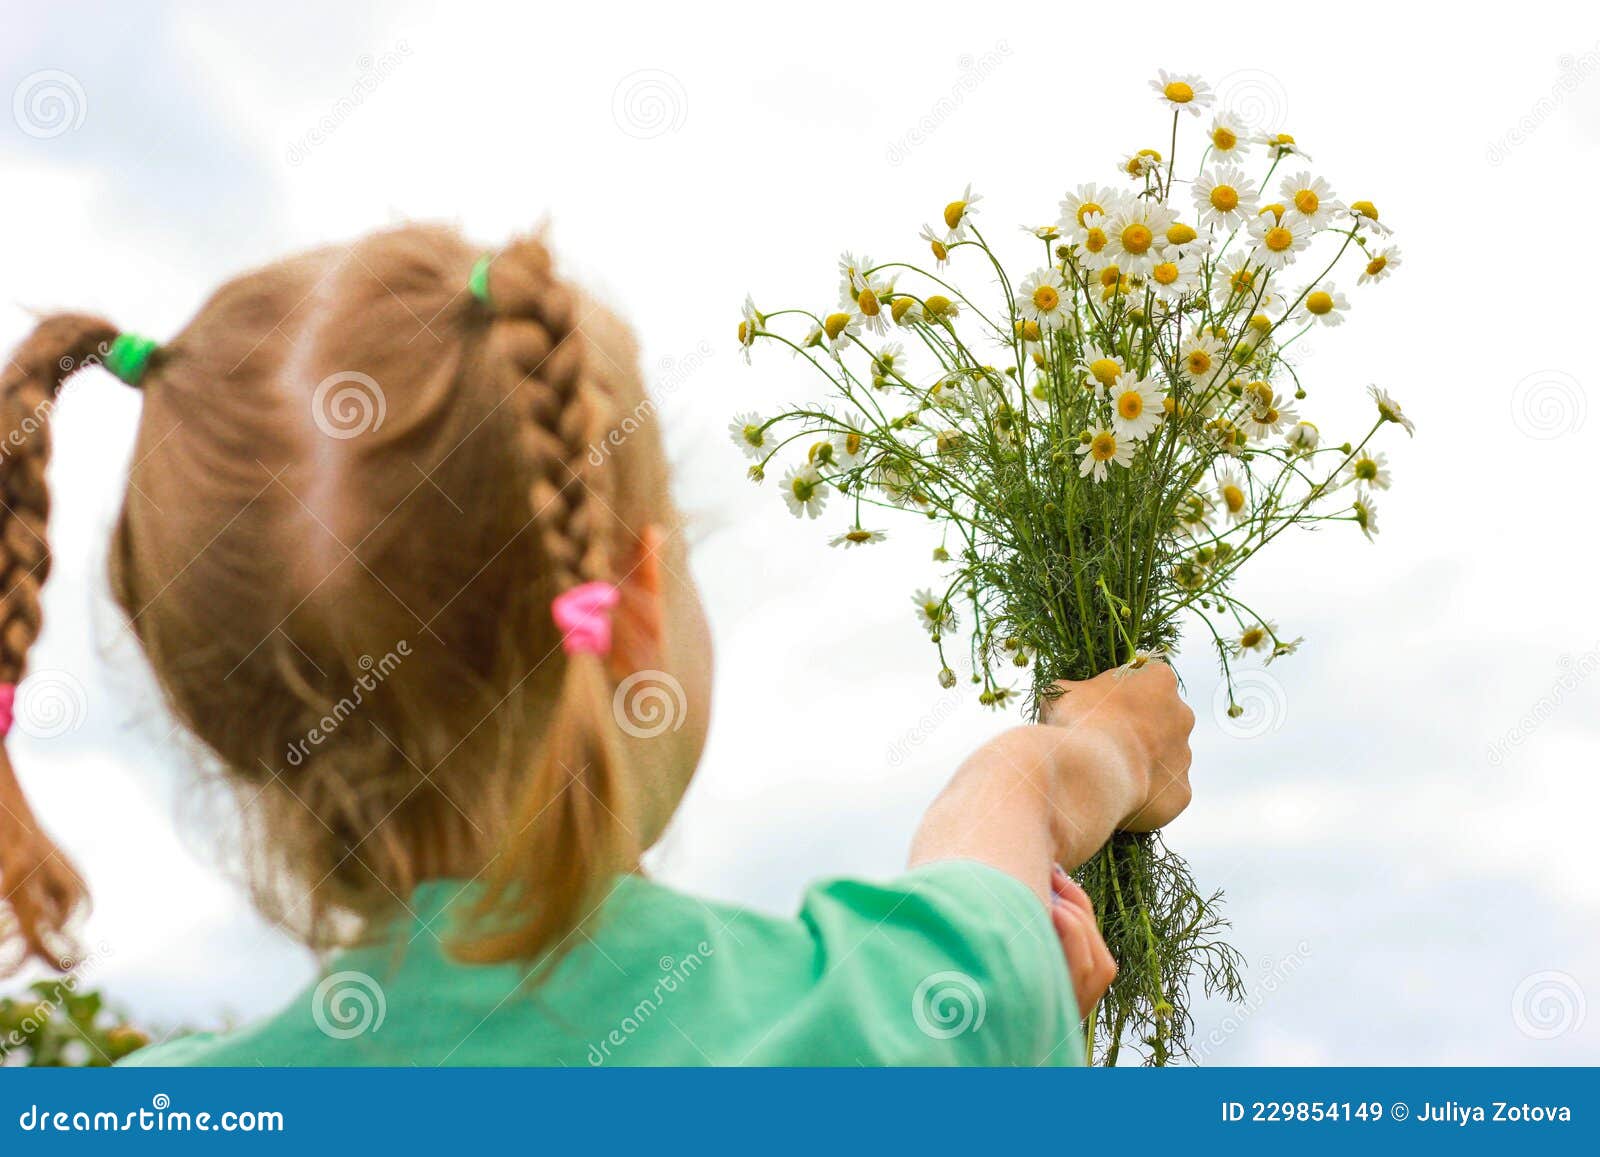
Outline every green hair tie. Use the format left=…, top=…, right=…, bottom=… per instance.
left=468, top=255, right=494, bottom=308
left=105, top=332, right=159, bottom=386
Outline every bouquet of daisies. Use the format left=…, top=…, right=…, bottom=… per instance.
left=732, top=70, right=1409, bottom=1065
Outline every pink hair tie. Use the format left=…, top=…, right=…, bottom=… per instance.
left=0, top=683, right=15, bottom=737
left=551, top=581, right=621, bottom=656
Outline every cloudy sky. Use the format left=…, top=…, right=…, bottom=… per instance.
left=2, top=0, right=1597, bottom=1064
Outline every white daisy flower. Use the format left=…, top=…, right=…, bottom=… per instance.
left=912, top=588, right=958, bottom=633
left=1346, top=200, right=1392, bottom=236
left=1352, top=493, right=1380, bottom=541
left=942, top=182, right=982, bottom=242
left=1078, top=344, right=1126, bottom=390
left=1069, top=210, right=1117, bottom=270
left=1212, top=251, right=1268, bottom=312
left=838, top=252, right=873, bottom=299
left=1359, top=245, right=1401, bottom=285
left=1193, top=165, right=1260, bottom=230
left=1208, top=112, right=1250, bottom=157
left=781, top=464, right=828, bottom=519
left=1233, top=621, right=1276, bottom=656
left=1146, top=252, right=1202, bottom=304
left=1266, top=635, right=1304, bottom=664
left=838, top=254, right=890, bottom=335
left=1107, top=373, right=1166, bottom=441
left=828, top=427, right=867, bottom=469
left=728, top=412, right=768, bottom=460
left=1160, top=219, right=1213, bottom=258
left=1347, top=450, right=1391, bottom=490
left=820, top=310, right=862, bottom=353
left=1242, top=391, right=1297, bottom=440
left=917, top=225, right=950, bottom=268
left=1285, top=420, right=1320, bottom=453
left=1022, top=223, right=1062, bottom=242
left=1151, top=70, right=1214, bottom=116
left=1279, top=171, right=1342, bottom=231
left=1297, top=282, right=1350, bottom=326
left=1247, top=212, right=1311, bottom=270
left=1257, top=131, right=1310, bottom=161
left=1368, top=384, right=1415, bottom=435
left=1058, top=183, right=1126, bottom=232
left=1178, top=331, right=1225, bottom=384
left=891, top=296, right=926, bottom=327
left=1076, top=427, right=1134, bottom=482
left=1017, top=267, right=1072, bottom=330
left=871, top=342, right=906, bottom=382
left=1216, top=468, right=1249, bottom=524
left=1175, top=491, right=1212, bottom=537
left=1121, top=149, right=1164, bottom=179
left=1105, top=201, right=1177, bottom=275
left=831, top=527, right=886, bottom=549
left=738, top=295, right=761, bottom=364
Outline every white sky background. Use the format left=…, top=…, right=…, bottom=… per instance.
left=2, top=0, right=1598, bottom=1064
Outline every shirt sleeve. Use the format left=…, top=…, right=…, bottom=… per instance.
left=740, top=859, right=1083, bottom=1066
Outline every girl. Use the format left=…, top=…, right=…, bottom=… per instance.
left=0, top=225, right=1194, bottom=1065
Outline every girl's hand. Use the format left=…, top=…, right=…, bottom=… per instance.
left=1050, top=866, right=1116, bottom=1019
left=1040, top=662, right=1195, bottom=832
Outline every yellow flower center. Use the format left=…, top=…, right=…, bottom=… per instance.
left=846, top=431, right=862, bottom=455
left=1032, top=284, right=1060, bottom=312
left=1098, top=266, right=1122, bottom=289
left=1351, top=199, right=1379, bottom=220
left=1083, top=227, right=1109, bottom=253
left=1153, top=261, right=1180, bottom=286
left=1240, top=627, right=1265, bottom=649
left=1089, top=358, right=1121, bottom=386
left=1120, top=223, right=1153, bottom=254
left=1264, top=226, right=1294, bottom=252
left=1090, top=431, right=1118, bottom=461
left=1016, top=319, right=1042, bottom=342
left=924, top=295, right=952, bottom=317
left=1117, top=391, right=1144, bottom=420
left=1305, top=290, right=1334, bottom=315
left=1209, top=185, right=1239, bottom=212
left=809, top=441, right=835, bottom=465
left=1186, top=350, right=1212, bottom=376
left=943, top=200, right=966, bottom=230
left=1260, top=203, right=1286, bottom=221
left=1293, top=188, right=1319, bottom=215
left=824, top=313, right=851, bottom=340
left=738, top=320, right=752, bottom=344
left=1166, top=222, right=1197, bottom=246
left=1272, top=133, right=1296, bottom=146
left=1164, top=80, right=1194, bottom=103
left=1249, top=313, right=1272, bottom=333
left=845, top=530, right=873, bottom=544
left=857, top=289, right=880, bottom=317
left=1222, top=484, right=1245, bottom=513
left=931, top=239, right=948, bottom=261
left=1355, top=457, right=1378, bottom=481
left=1212, top=126, right=1236, bottom=151
left=791, top=475, right=816, bottom=501
left=891, top=298, right=916, bottom=323
left=1076, top=201, right=1104, bottom=226
left=1366, top=255, right=1387, bottom=276
left=742, top=424, right=762, bottom=447
left=1231, top=269, right=1255, bottom=292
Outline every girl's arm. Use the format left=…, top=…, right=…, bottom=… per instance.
left=908, top=663, right=1195, bottom=906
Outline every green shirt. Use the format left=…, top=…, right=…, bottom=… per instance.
left=122, top=860, right=1082, bottom=1067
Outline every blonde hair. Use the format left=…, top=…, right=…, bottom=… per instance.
left=0, top=225, right=668, bottom=974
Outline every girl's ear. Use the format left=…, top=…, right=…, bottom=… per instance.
left=608, top=524, right=666, bottom=677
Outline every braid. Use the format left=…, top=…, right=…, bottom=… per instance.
left=0, top=313, right=120, bottom=973
left=453, top=240, right=640, bottom=966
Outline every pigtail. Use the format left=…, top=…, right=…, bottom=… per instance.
left=454, top=240, right=640, bottom=966
left=0, top=313, right=121, bottom=973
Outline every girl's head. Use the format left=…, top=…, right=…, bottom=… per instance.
left=0, top=224, right=711, bottom=973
